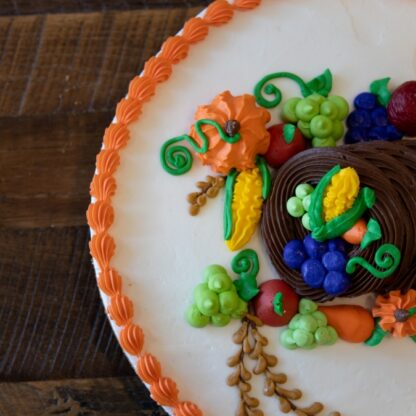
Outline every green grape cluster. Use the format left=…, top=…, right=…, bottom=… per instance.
left=286, top=183, right=314, bottom=230
left=282, top=94, right=349, bottom=148
left=280, top=299, right=338, bottom=349
left=186, top=265, right=248, bottom=328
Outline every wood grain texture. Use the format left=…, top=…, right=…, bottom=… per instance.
left=0, top=6, right=205, bottom=228
left=0, top=226, right=134, bottom=382
left=0, top=377, right=167, bottom=415
left=0, top=0, right=210, bottom=16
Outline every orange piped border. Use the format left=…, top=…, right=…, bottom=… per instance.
left=87, top=1, right=262, bottom=414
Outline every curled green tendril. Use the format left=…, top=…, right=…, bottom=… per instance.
left=346, top=243, right=401, bottom=279
left=224, top=170, right=238, bottom=240
left=253, top=69, right=333, bottom=109
left=256, top=156, right=271, bottom=199
left=160, top=119, right=241, bottom=176
left=231, top=249, right=260, bottom=281
left=232, top=249, right=260, bottom=302
left=365, top=319, right=388, bottom=347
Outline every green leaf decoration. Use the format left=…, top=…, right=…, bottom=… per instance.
left=411, top=335, right=416, bottom=344
left=305, top=69, right=333, bottom=97
left=361, top=218, right=382, bottom=249
left=370, top=77, right=392, bottom=107
left=272, top=292, right=284, bottom=316
left=283, top=124, right=296, bottom=144
left=224, top=170, right=238, bottom=240
left=233, top=278, right=259, bottom=302
left=365, top=319, right=388, bottom=347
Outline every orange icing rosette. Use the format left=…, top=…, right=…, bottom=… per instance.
left=189, top=90, right=270, bottom=174
left=373, top=289, right=416, bottom=337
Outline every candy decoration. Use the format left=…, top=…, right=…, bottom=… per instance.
left=342, top=218, right=367, bottom=245
left=318, top=305, right=375, bottom=343
left=280, top=299, right=338, bottom=350
left=264, top=123, right=306, bottom=168
left=286, top=183, right=315, bottom=231
left=225, top=167, right=264, bottom=251
left=387, top=80, right=416, bottom=137
left=252, top=280, right=299, bottom=327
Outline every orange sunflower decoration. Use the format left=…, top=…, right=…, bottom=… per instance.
left=372, top=289, right=416, bottom=338
left=189, top=91, right=271, bottom=174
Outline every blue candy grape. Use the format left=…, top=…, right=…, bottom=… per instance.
left=322, top=251, right=347, bottom=272
left=283, top=240, right=307, bottom=269
left=301, top=259, right=326, bottom=289
left=368, top=126, right=389, bottom=141
left=303, top=234, right=327, bottom=260
left=386, top=125, right=404, bottom=141
left=323, top=271, right=351, bottom=296
left=347, top=110, right=372, bottom=129
left=327, top=238, right=348, bottom=253
left=370, top=107, right=388, bottom=127
left=345, top=127, right=368, bottom=144
left=353, top=92, right=377, bottom=111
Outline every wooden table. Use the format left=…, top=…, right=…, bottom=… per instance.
left=0, top=1, right=209, bottom=414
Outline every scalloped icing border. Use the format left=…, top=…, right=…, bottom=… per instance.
left=87, top=1, right=262, bottom=415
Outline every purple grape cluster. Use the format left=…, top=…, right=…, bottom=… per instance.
left=283, top=235, right=351, bottom=296
left=345, top=92, right=403, bottom=144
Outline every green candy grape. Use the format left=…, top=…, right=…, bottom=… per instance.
left=302, top=341, right=317, bottom=350
left=297, top=315, right=318, bottom=333
left=293, top=328, right=314, bottom=348
left=332, top=120, right=345, bottom=141
left=211, top=313, right=231, bottom=327
left=314, top=327, right=332, bottom=345
left=320, top=100, right=339, bottom=120
left=297, top=120, right=312, bottom=139
left=194, top=284, right=220, bottom=316
left=280, top=329, right=298, bottom=350
left=186, top=304, right=210, bottom=328
left=302, top=193, right=312, bottom=211
left=326, top=326, right=338, bottom=345
left=219, top=290, right=240, bottom=315
left=203, top=265, right=227, bottom=282
left=302, top=213, right=312, bottom=231
left=282, top=97, right=301, bottom=123
left=312, top=137, right=336, bottom=148
left=231, top=298, right=248, bottom=319
left=295, top=183, right=314, bottom=200
left=312, top=311, right=328, bottom=328
left=328, top=95, right=350, bottom=120
left=286, top=196, right=305, bottom=218
left=299, top=299, right=318, bottom=315
left=310, top=115, right=333, bottom=138
left=207, top=272, right=233, bottom=293
left=307, top=94, right=325, bottom=105
left=295, top=98, right=320, bottom=122
left=288, top=313, right=303, bottom=330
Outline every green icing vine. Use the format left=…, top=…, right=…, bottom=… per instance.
left=254, top=69, right=333, bottom=109
left=224, top=170, right=238, bottom=240
left=161, top=119, right=241, bottom=175
left=232, top=249, right=260, bottom=302
left=256, top=155, right=271, bottom=199
left=346, top=243, right=401, bottom=279
left=370, top=77, right=392, bottom=107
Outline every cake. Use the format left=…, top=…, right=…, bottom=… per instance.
left=87, top=1, right=416, bottom=415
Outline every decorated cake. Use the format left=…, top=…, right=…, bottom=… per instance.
left=87, top=1, right=416, bottom=415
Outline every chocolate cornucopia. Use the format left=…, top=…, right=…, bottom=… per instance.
left=262, top=140, right=416, bottom=302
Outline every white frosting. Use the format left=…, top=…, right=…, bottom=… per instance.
left=101, top=1, right=416, bottom=414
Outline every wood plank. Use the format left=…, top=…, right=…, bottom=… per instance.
left=0, top=0, right=209, bottom=16
left=0, top=6, right=206, bottom=228
left=0, top=227, right=134, bottom=382
left=0, top=7, right=204, bottom=117
left=0, top=377, right=167, bottom=415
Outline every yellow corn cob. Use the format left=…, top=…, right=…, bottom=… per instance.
left=323, top=167, right=360, bottom=222
left=226, top=168, right=263, bottom=252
